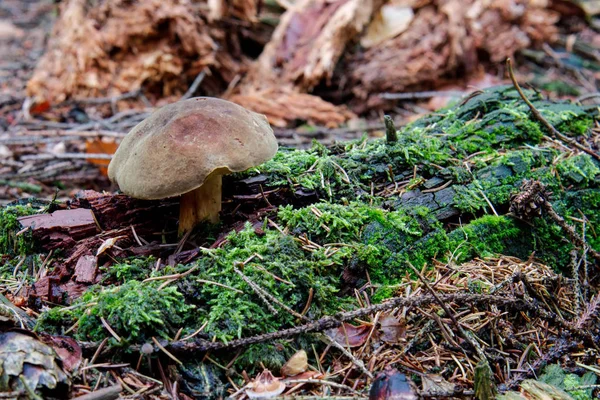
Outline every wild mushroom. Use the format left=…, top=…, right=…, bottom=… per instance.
left=245, top=369, right=286, bottom=399
left=107, top=97, right=278, bottom=234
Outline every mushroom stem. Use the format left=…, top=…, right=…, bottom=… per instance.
left=179, top=174, right=222, bottom=234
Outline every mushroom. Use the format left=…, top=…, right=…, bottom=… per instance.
left=245, top=369, right=286, bottom=399
left=107, top=97, right=278, bottom=234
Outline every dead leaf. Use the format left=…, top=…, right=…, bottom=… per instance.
left=96, top=236, right=126, bottom=256
left=281, top=350, right=308, bottom=377
left=85, top=137, right=118, bottom=176
left=282, top=370, right=322, bottom=381
left=379, top=313, right=406, bottom=343
left=327, top=322, right=371, bottom=347
left=29, top=100, right=51, bottom=115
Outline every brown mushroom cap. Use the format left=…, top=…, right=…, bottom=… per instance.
left=107, top=97, right=278, bottom=200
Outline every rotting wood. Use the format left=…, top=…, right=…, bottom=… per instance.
left=18, top=208, right=99, bottom=250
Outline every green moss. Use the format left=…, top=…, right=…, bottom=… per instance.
left=447, top=215, right=528, bottom=263
left=183, top=225, right=353, bottom=342
left=539, top=364, right=596, bottom=400
left=561, top=189, right=600, bottom=252
left=0, top=204, right=38, bottom=256
left=37, top=280, right=193, bottom=345
left=100, top=256, right=160, bottom=283
left=556, top=154, right=599, bottom=186
left=538, top=103, right=593, bottom=136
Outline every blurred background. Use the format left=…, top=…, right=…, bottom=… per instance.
left=0, top=0, right=598, bottom=203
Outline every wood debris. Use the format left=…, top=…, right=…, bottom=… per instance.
left=26, top=0, right=248, bottom=104
left=18, top=208, right=100, bottom=250
left=228, top=0, right=378, bottom=126
left=347, top=0, right=560, bottom=111
left=208, top=0, right=262, bottom=22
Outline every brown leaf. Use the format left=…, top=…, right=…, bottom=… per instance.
left=379, top=313, right=406, bottom=344
left=326, top=322, right=371, bottom=347
left=421, top=374, right=456, bottom=397
left=282, top=370, right=322, bottom=381
left=281, top=350, right=308, bottom=377
left=85, top=138, right=118, bottom=177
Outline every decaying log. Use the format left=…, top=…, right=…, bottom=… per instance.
left=229, top=0, right=380, bottom=127
left=252, top=0, right=377, bottom=89
left=347, top=0, right=560, bottom=111
left=18, top=208, right=100, bottom=251
left=26, top=0, right=248, bottom=104
left=208, top=0, right=262, bottom=22
left=73, top=255, right=98, bottom=284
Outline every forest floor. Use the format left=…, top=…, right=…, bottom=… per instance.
left=0, top=1, right=599, bottom=400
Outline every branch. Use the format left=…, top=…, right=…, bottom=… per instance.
left=506, top=58, right=600, bottom=161
left=165, top=294, right=519, bottom=354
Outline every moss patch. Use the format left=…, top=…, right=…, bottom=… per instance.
left=37, top=280, right=193, bottom=345
left=0, top=204, right=38, bottom=256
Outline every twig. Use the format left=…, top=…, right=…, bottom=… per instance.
left=151, top=337, right=182, bottom=366
left=506, top=58, right=600, bottom=161
left=69, top=89, right=141, bottom=105
left=380, top=90, right=465, bottom=100
left=384, top=115, right=398, bottom=143
left=100, top=317, right=122, bottom=342
left=164, top=293, right=520, bottom=355
left=573, top=294, right=600, bottom=330
left=233, top=265, right=278, bottom=315
left=233, top=262, right=373, bottom=379
left=180, top=69, right=207, bottom=101
left=20, top=153, right=113, bottom=161
left=320, top=334, right=374, bottom=379
left=72, top=384, right=122, bottom=400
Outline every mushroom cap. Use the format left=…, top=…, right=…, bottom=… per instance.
left=107, top=97, right=278, bottom=200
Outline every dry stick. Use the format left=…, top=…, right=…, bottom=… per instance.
left=180, top=69, right=208, bottom=101
left=320, top=335, right=373, bottom=380
left=165, top=294, right=519, bottom=355
left=502, top=341, right=580, bottom=390
left=543, top=203, right=600, bottom=263
left=72, top=384, right=122, bottom=400
left=506, top=58, right=600, bottom=162
left=233, top=265, right=278, bottom=315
